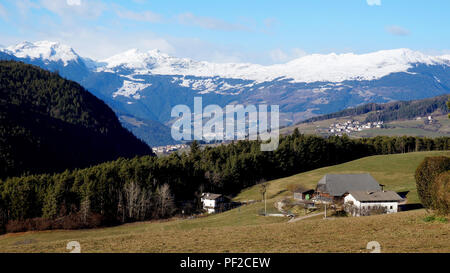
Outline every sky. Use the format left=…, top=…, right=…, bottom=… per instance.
left=0, top=0, right=449, bottom=64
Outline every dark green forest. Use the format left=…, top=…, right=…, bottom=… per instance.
left=0, top=61, right=153, bottom=179
left=1, top=132, right=449, bottom=233
left=301, top=94, right=449, bottom=124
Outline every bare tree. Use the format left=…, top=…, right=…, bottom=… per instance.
left=80, top=198, right=90, bottom=224
left=124, top=181, right=142, bottom=220
left=117, top=191, right=126, bottom=223
left=155, top=183, right=175, bottom=218
left=124, top=181, right=153, bottom=221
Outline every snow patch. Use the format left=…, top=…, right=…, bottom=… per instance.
left=113, top=80, right=152, bottom=99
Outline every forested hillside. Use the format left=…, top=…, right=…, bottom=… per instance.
left=301, top=94, right=449, bottom=124
left=0, top=61, right=153, bottom=179
left=0, top=132, right=448, bottom=233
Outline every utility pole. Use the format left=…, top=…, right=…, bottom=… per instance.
left=260, top=183, right=267, bottom=216
left=264, top=191, right=267, bottom=216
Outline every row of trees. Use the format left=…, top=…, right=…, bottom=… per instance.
left=1, top=132, right=449, bottom=233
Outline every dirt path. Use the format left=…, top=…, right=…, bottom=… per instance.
left=288, top=212, right=325, bottom=223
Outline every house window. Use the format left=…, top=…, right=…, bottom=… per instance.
left=390, top=206, right=393, bottom=209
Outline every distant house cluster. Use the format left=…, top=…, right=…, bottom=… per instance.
left=152, top=144, right=188, bottom=154
left=416, top=115, right=435, bottom=124
left=329, top=120, right=383, bottom=136
left=293, top=173, right=404, bottom=217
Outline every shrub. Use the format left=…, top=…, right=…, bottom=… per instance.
left=4, top=212, right=104, bottom=233
left=415, top=156, right=450, bottom=208
left=433, top=171, right=450, bottom=215
left=423, top=215, right=448, bottom=223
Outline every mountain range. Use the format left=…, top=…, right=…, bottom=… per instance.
left=2, top=41, right=450, bottom=145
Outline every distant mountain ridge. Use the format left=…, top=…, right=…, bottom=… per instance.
left=2, top=41, right=450, bottom=145
left=0, top=61, right=153, bottom=179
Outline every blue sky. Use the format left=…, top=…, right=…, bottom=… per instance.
left=0, top=0, right=449, bottom=64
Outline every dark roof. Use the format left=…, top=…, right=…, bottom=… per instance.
left=348, top=191, right=404, bottom=202
left=317, top=174, right=381, bottom=197
left=201, top=193, right=222, bottom=200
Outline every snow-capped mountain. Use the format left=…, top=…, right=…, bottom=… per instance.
left=98, top=47, right=450, bottom=83
left=0, top=41, right=90, bottom=82
left=3, top=41, right=82, bottom=66
left=2, top=40, right=450, bottom=145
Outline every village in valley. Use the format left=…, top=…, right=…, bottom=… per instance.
left=152, top=143, right=189, bottom=155
left=329, top=120, right=384, bottom=136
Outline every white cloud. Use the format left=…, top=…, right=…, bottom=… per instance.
left=386, top=25, right=410, bottom=36
left=0, top=3, right=7, bottom=20
left=116, top=10, right=162, bottom=23
left=367, top=0, right=381, bottom=6
left=38, top=0, right=105, bottom=18
left=269, top=48, right=307, bottom=63
left=269, top=49, right=288, bottom=63
left=54, top=28, right=176, bottom=59
left=177, top=12, right=251, bottom=32
left=66, top=0, right=81, bottom=6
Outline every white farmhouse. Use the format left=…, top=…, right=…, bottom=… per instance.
left=344, top=191, right=404, bottom=216
left=201, top=193, right=225, bottom=214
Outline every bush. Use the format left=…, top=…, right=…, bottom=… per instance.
left=433, top=171, right=450, bottom=215
left=423, top=215, right=448, bottom=223
left=4, top=212, right=104, bottom=233
left=415, top=156, right=450, bottom=208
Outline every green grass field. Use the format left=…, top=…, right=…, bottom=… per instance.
left=0, top=151, right=448, bottom=253
left=235, top=151, right=450, bottom=204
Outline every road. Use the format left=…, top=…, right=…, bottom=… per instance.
left=288, top=212, right=325, bottom=223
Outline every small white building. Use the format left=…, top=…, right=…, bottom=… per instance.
left=201, top=193, right=225, bottom=214
left=344, top=191, right=404, bottom=216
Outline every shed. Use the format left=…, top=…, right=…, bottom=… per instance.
left=293, top=186, right=315, bottom=201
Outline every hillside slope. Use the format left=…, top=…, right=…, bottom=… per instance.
left=0, top=151, right=448, bottom=253
left=283, top=94, right=450, bottom=138
left=0, top=61, right=153, bottom=179
left=235, top=151, right=450, bottom=204
left=300, top=94, right=449, bottom=124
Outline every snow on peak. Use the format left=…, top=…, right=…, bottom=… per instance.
left=101, top=48, right=174, bottom=70
left=4, top=41, right=450, bottom=84
left=272, top=48, right=444, bottom=83
left=3, top=41, right=81, bottom=66
left=99, top=48, right=450, bottom=83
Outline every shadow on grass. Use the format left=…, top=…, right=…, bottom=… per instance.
left=399, top=203, right=424, bottom=211
left=397, top=191, right=409, bottom=199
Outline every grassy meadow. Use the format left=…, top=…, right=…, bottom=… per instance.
left=235, top=150, right=450, bottom=204
left=0, top=151, right=449, bottom=253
